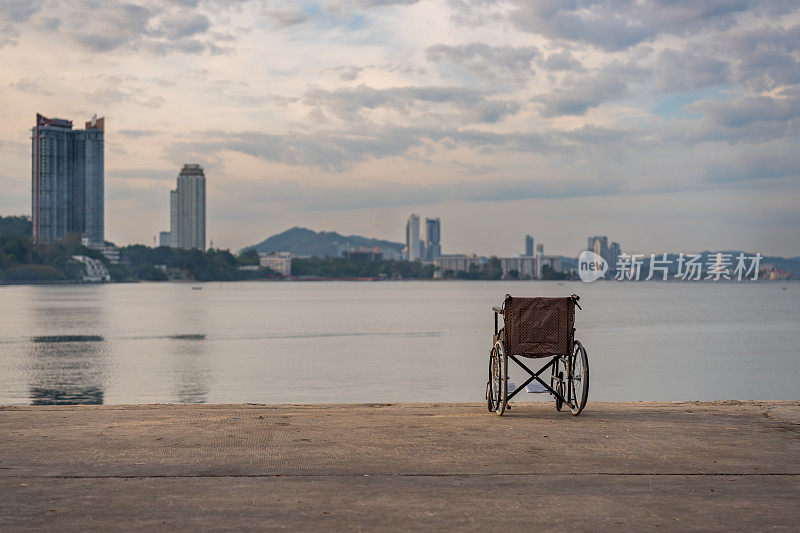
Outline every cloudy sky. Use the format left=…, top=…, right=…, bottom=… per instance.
left=1, top=0, right=799, bottom=256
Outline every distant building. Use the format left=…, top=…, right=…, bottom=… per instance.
left=159, top=231, right=171, bottom=247
left=31, top=113, right=105, bottom=245
left=434, top=254, right=481, bottom=274
left=343, top=247, right=383, bottom=262
left=539, top=256, right=562, bottom=275
left=588, top=236, right=608, bottom=261
left=425, top=217, right=441, bottom=260
left=760, top=264, right=793, bottom=280
left=536, top=244, right=544, bottom=278
left=501, top=255, right=562, bottom=279
left=525, top=235, right=534, bottom=257
left=501, top=256, right=536, bottom=279
left=83, top=241, right=120, bottom=265
left=406, top=214, right=422, bottom=261
left=380, top=247, right=403, bottom=261
left=71, top=255, right=110, bottom=282
left=259, top=252, right=291, bottom=276
left=170, top=164, right=206, bottom=250
left=588, top=235, right=621, bottom=275
left=609, top=241, right=621, bottom=272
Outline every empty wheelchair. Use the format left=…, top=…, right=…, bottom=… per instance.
left=487, top=294, right=588, bottom=416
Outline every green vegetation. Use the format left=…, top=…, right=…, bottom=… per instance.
left=109, top=246, right=280, bottom=282
left=541, top=264, right=570, bottom=280
left=0, top=215, right=571, bottom=283
left=0, top=215, right=32, bottom=238
left=0, top=221, right=103, bottom=282
left=0, top=215, right=280, bottom=283
left=291, top=256, right=434, bottom=279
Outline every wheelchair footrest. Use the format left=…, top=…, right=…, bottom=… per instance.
left=525, top=381, right=548, bottom=393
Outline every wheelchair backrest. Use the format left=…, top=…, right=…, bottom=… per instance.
left=504, top=296, right=575, bottom=357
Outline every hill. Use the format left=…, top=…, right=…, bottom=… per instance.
left=244, top=227, right=404, bottom=257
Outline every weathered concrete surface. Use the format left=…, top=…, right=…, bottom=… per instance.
left=1, top=401, right=798, bottom=531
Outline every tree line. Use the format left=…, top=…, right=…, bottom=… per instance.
left=2, top=215, right=569, bottom=282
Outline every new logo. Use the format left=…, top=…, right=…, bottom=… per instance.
left=578, top=250, right=608, bottom=282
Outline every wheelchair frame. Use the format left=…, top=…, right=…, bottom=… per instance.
left=487, top=294, right=588, bottom=416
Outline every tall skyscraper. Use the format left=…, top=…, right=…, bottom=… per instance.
left=525, top=235, right=534, bottom=257
left=424, top=217, right=441, bottom=260
left=406, top=214, right=421, bottom=261
left=609, top=241, right=621, bottom=271
left=169, top=164, right=206, bottom=250
left=588, top=236, right=609, bottom=261
left=31, top=113, right=104, bottom=245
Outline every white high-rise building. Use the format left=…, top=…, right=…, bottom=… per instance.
left=406, top=214, right=421, bottom=261
left=170, top=164, right=206, bottom=250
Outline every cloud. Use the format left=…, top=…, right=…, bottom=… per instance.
left=1, top=0, right=800, bottom=253
left=69, top=3, right=152, bottom=52
left=85, top=76, right=167, bottom=109
left=722, top=24, right=800, bottom=91
left=265, top=8, right=310, bottom=28
left=107, top=168, right=174, bottom=181
left=336, top=66, right=363, bottom=81
left=706, top=151, right=800, bottom=183
left=654, top=48, right=731, bottom=92
left=508, top=0, right=755, bottom=51
left=534, top=60, right=650, bottom=116
left=12, top=1, right=224, bottom=55
left=325, top=0, right=420, bottom=11
left=690, top=91, right=800, bottom=130
left=117, top=129, right=158, bottom=138
left=1, top=0, right=45, bottom=23
left=216, top=172, right=620, bottom=212
left=301, top=84, right=522, bottom=124
left=426, top=43, right=540, bottom=81
left=156, top=13, right=210, bottom=39
left=0, top=0, right=45, bottom=46
left=9, top=78, right=52, bottom=95
left=535, top=75, right=628, bottom=116
left=164, top=123, right=569, bottom=173
left=166, top=127, right=427, bottom=172
left=538, top=50, right=585, bottom=72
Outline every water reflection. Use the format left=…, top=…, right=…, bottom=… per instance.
left=32, top=335, right=104, bottom=343
left=170, top=335, right=210, bottom=403
left=28, top=335, right=108, bottom=405
left=26, top=298, right=109, bottom=405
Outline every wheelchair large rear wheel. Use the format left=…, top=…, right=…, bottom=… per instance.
left=488, top=341, right=507, bottom=415
left=568, top=340, right=589, bottom=415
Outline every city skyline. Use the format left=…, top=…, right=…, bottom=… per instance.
left=1, top=2, right=799, bottom=256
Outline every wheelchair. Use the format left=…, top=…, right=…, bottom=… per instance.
left=487, top=294, right=588, bottom=416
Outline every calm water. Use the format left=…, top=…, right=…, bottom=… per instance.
left=0, top=281, right=798, bottom=405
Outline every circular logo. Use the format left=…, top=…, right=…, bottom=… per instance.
left=578, top=250, right=608, bottom=282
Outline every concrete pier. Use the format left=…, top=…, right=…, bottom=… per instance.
left=1, top=401, right=798, bottom=530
